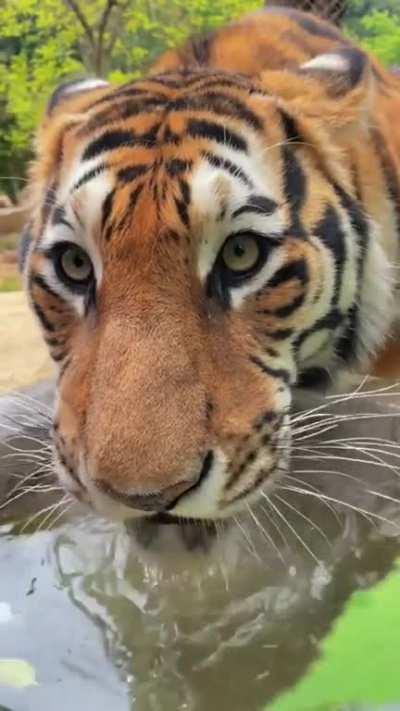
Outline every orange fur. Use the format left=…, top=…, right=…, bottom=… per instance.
left=23, top=7, right=400, bottom=517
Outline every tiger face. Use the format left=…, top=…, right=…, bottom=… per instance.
left=23, top=45, right=394, bottom=522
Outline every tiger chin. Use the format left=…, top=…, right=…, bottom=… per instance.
left=22, top=7, right=399, bottom=528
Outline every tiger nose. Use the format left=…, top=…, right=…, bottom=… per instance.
left=95, top=451, right=214, bottom=512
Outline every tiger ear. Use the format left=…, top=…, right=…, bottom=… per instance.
left=33, top=78, right=111, bottom=186
left=298, top=47, right=371, bottom=99
left=47, top=77, right=110, bottom=115
left=262, top=47, right=374, bottom=130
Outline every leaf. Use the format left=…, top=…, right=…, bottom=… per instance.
left=0, top=659, right=38, bottom=688
left=267, top=564, right=400, bottom=710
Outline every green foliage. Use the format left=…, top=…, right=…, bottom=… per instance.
left=1, top=0, right=400, bottom=199
left=345, top=0, right=400, bottom=65
left=359, top=11, right=400, bottom=66
left=268, top=564, right=400, bottom=710
left=0, top=0, right=260, bottom=198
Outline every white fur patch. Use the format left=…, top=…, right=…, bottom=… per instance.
left=37, top=168, right=111, bottom=315
left=192, top=134, right=287, bottom=305
left=172, top=448, right=229, bottom=519
left=63, top=78, right=109, bottom=96
left=302, top=53, right=349, bottom=74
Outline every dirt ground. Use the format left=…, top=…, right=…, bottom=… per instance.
left=0, top=290, right=53, bottom=394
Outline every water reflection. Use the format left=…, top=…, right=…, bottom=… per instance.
left=46, top=505, right=398, bottom=710
left=1, top=384, right=400, bottom=710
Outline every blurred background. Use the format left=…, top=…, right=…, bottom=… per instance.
left=0, top=0, right=399, bottom=392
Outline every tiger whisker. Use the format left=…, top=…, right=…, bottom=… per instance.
left=19, top=497, right=66, bottom=534
left=5, top=466, right=55, bottom=498
left=36, top=496, right=70, bottom=532
left=261, top=491, right=321, bottom=564
left=366, top=489, right=400, bottom=506
left=277, top=484, right=400, bottom=531
left=291, top=449, right=400, bottom=472
left=273, top=492, right=333, bottom=551
left=46, top=501, right=74, bottom=531
left=281, top=473, right=342, bottom=525
left=233, top=514, right=261, bottom=562
left=246, top=502, right=285, bottom=564
left=259, top=501, right=291, bottom=549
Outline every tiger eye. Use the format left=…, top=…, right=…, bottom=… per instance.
left=60, top=245, right=93, bottom=283
left=222, top=234, right=260, bottom=273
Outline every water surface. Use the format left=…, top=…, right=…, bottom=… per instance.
left=1, top=383, right=400, bottom=710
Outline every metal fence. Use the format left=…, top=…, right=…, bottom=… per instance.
left=277, top=0, right=347, bottom=25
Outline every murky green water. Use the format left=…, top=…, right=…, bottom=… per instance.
left=1, top=383, right=400, bottom=710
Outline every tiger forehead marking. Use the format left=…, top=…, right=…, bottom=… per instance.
left=24, top=7, right=399, bottom=523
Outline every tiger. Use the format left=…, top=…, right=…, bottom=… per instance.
left=21, top=6, right=400, bottom=524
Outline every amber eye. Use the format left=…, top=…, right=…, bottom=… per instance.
left=53, top=242, right=93, bottom=291
left=221, top=233, right=261, bottom=275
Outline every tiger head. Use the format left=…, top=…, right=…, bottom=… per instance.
left=23, top=47, right=394, bottom=522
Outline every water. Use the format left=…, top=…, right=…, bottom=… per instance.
left=1, top=383, right=400, bottom=710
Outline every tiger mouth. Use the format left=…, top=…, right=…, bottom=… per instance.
left=129, top=512, right=222, bottom=552
left=148, top=512, right=216, bottom=527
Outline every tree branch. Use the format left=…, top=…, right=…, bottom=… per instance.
left=95, top=0, right=119, bottom=75
left=63, top=0, right=96, bottom=49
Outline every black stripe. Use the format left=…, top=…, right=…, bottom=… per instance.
left=52, top=350, right=69, bottom=363
left=294, top=307, right=344, bottom=352
left=32, top=301, right=56, bottom=333
left=280, top=111, right=306, bottom=236
left=58, top=357, right=71, bottom=380
left=163, top=125, right=180, bottom=145
left=165, top=159, right=193, bottom=177
left=41, top=182, right=57, bottom=228
left=280, top=110, right=303, bottom=144
left=117, top=164, right=150, bottom=183
left=145, top=75, right=184, bottom=88
left=282, top=147, right=306, bottom=235
left=335, top=305, right=357, bottom=363
left=81, top=99, right=166, bottom=134
left=52, top=205, right=73, bottom=230
left=273, top=293, right=305, bottom=318
left=101, top=189, right=115, bottom=231
left=187, top=118, right=247, bottom=152
left=206, top=270, right=231, bottom=310
left=82, top=130, right=137, bottom=161
left=232, top=195, right=278, bottom=218
left=179, top=178, right=190, bottom=205
left=115, top=183, right=144, bottom=234
left=250, top=355, right=291, bottom=383
left=225, top=467, right=274, bottom=503
left=169, top=92, right=263, bottom=132
left=297, top=366, right=331, bottom=390
left=188, top=75, right=253, bottom=93
left=332, top=184, right=369, bottom=363
left=174, top=197, right=189, bottom=228
left=201, top=151, right=253, bottom=187
left=32, top=274, right=60, bottom=300
left=315, top=205, right=346, bottom=302
left=73, top=163, right=107, bottom=191
left=89, top=86, right=159, bottom=109
left=267, top=260, right=308, bottom=290
left=266, top=327, right=294, bottom=340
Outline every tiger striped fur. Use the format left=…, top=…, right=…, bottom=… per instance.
left=22, top=6, right=400, bottom=521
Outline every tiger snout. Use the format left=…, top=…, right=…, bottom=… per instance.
left=53, top=314, right=291, bottom=521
